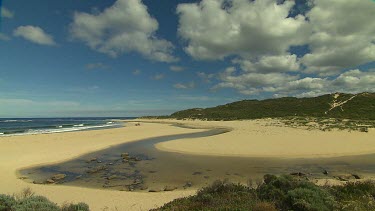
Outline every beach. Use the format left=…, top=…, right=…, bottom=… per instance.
left=0, top=119, right=374, bottom=210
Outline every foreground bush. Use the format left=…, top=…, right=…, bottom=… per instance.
left=155, top=175, right=375, bottom=211
left=0, top=189, right=89, bottom=211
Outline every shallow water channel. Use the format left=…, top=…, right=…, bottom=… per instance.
left=19, top=124, right=375, bottom=192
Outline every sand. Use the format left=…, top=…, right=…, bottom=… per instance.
left=150, top=119, right=375, bottom=158
left=1, top=119, right=374, bottom=210
left=0, top=122, right=202, bottom=211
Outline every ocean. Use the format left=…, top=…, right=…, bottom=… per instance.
left=0, top=117, right=135, bottom=136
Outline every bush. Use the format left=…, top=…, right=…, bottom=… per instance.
left=12, top=196, right=60, bottom=211
left=0, top=194, right=16, bottom=211
left=0, top=189, right=89, bottom=211
left=61, top=202, right=90, bottom=211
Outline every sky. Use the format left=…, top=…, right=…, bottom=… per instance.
left=0, top=0, right=374, bottom=117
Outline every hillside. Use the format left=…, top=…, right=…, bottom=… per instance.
left=169, top=92, right=375, bottom=120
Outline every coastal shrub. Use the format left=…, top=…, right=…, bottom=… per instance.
left=61, top=202, right=90, bottom=211
left=12, top=196, right=60, bottom=211
left=0, top=194, right=16, bottom=211
left=258, top=174, right=336, bottom=210
left=0, top=189, right=89, bottom=211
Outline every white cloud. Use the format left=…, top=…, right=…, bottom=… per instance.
left=177, top=0, right=309, bottom=60
left=13, top=26, right=56, bottom=46
left=170, top=65, right=185, bottom=72
left=70, top=0, right=177, bottom=62
left=85, top=62, right=110, bottom=70
left=173, top=81, right=195, bottom=89
left=301, top=0, right=375, bottom=75
left=1, top=7, right=14, bottom=18
left=232, top=54, right=300, bottom=73
left=133, top=69, right=142, bottom=75
left=0, top=33, right=10, bottom=41
left=197, top=72, right=215, bottom=83
left=214, top=67, right=375, bottom=97
left=152, top=73, right=164, bottom=80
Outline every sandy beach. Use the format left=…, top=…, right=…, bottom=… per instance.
left=1, top=119, right=375, bottom=210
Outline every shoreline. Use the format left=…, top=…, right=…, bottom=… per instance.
left=0, top=122, right=205, bottom=210
left=1, top=119, right=375, bottom=210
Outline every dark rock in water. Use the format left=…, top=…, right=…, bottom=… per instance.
left=46, top=179, right=55, bottom=184
left=87, top=158, right=97, bottom=162
left=183, top=181, right=193, bottom=189
left=352, top=174, right=361, bottom=179
left=164, top=186, right=177, bottom=191
left=140, top=186, right=148, bottom=190
left=107, top=175, right=117, bottom=180
left=192, top=171, right=202, bottom=175
left=149, top=170, right=157, bottom=174
left=51, top=174, right=66, bottom=181
left=121, top=153, right=130, bottom=158
left=149, top=189, right=162, bottom=192
left=86, top=165, right=107, bottom=174
left=323, top=169, right=329, bottom=175
left=75, top=175, right=82, bottom=180
left=290, top=172, right=306, bottom=177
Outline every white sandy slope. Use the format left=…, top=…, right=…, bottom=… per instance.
left=0, top=122, right=203, bottom=211
left=150, top=119, right=375, bottom=158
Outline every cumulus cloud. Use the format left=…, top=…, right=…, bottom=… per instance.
left=177, top=0, right=375, bottom=96
left=1, top=7, right=14, bottom=18
left=13, top=26, right=56, bottom=46
left=70, top=0, right=177, bottom=62
left=133, top=69, right=142, bottom=75
left=214, top=67, right=375, bottom=97
left=85, top=62, right=110, bottom=70
left=177, top=0, right=309, bottom=60
left=169, top=65, right=185, bottom=72
left=197, top=72, right=216, bottom=83
left=152, top=73, right=164, bottom=80
left=232, top=54, right=300, bottom=73
left=0, top=33, right=10, bottom=41
left=173, top=81, right=195, bottom=89
left=301, top=0, right=375, bottom=75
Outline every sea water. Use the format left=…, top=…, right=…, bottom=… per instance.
left=0, top=117, right=134, bottom=136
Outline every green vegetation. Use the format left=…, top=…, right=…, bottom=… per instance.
left=167, top=92, right=375, bottom=121
left=0, top=188, right=89, bottom=211
left=154, top=175, right=375, bottom=211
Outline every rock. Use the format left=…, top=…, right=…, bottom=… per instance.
left=352, top=174, right=361, bottom=179
left=51, top=174, right=66, bottom=181
left=149, top=189, right=161, bottom=192
left=86, top=165, right=107, bottom=174
left=183, top=181, right=193, bottom=189
left=97, top=160, right=102, bottom=163
left=88, top=158, right=97, bottom=162
left=140, top=186, right=148, bottom=190
left=75, top=175, right=82, bottom=180
left=290, top=172, right=306, bottom=177
left=108, top=163, right=113, bottom=165
left=164, top=186, right=177, bottom=191
left=33, top=181, right=43, bottom=184
left=46, top=179, right=55, bottom=184
left=121, top=153, right=130, bottom=158
left=323, top=169, right=329, bottom=175
left=18, top=176, right=28, bottom=180
left=107, top=175, right=117, bottom=180
left=133, top=179, right=142, bottom=185
left=192, top=171, right=202, bottom=175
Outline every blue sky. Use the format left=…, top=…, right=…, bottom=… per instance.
left=0, top=0, right=374, bottom=117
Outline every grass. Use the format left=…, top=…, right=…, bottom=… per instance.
left=154, top=174, right=375, bottom=211
left=0, top=188, right=89, bottom=211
